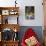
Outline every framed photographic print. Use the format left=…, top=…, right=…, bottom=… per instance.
left=2, top=10, right=9, bottom=15
left=25, top=6, right=35, bottom=20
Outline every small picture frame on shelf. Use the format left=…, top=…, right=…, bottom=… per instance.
left=10, top=11, right=18, bottom=15
left=2, top=10, right=9, bottom=15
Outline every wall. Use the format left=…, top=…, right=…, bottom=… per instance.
left=0, top=0, right=44, bottom=26
left=0, top=0, right=15, bottom=7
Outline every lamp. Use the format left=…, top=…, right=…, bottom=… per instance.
left=13, top=28, right=18, bottom=41
left=14, top=28, right=17, bottom=32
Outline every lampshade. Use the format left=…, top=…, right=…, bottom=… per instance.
left=13, top=28, right=17, bottom=32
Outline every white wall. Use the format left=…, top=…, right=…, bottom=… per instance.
left=0, top=0, right=44, bottom=26
left=18, top=0, right=44, bottom=26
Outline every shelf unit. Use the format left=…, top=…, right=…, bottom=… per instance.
left=0, top=7, right=19, bottom=24
left=0, top=7, right=20, bottom=46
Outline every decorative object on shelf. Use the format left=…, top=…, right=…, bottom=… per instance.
left=13, top=28, right=18, bottom=41
left=1, top=28, right=19, bottom=41
left=25, top=6, right=35, bottom=20
left=5, top=18, right=8, bottom=24
left=15, top=0, right=17, bottom=7
left=2, top=10, right=9, bottom=15
left=2, top=16, right=8, bottom=24
left=1, top=28, right=13, bottom=41
left=13, top=28, right=17, bottom=32
left=13, top=32, right=18, bottom=41
left=9, top=10, right=18, bottom=15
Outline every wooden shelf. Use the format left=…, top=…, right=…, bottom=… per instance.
left=0, top=7, right=19, bottom=10
left=0, top=7, right=20, bottom=46
left=1, top=40, right=19, bottom=46
left=0, top=24, right=20, bottom=32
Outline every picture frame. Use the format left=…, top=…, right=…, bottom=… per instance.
left=25, top=6, right=35, bottom=20
left=2, top=10, right=9, bottom=15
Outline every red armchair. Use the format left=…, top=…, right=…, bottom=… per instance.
left=21, top=28, right=41, bottom=46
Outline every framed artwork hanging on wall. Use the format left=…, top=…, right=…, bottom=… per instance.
left=25, top=6, right=35, bottom=20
